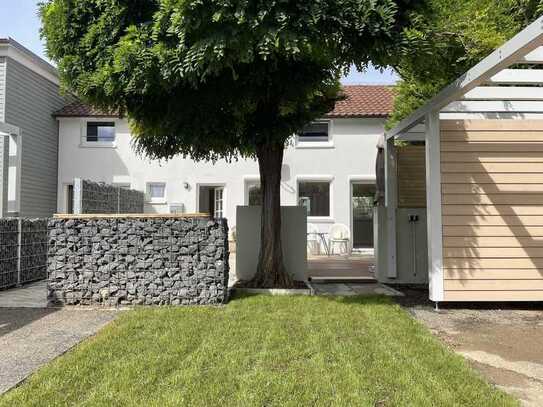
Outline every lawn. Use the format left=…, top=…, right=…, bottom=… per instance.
left=1, top=295, right=516, bottom=406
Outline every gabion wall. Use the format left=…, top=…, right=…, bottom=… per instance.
left=0, top=218, right=48, bottom=289
left=20, top=219, right=48, bottom=284
left=47, top=216, right=229, bottom=306
left=0, top=219, right=18, bottom=289
left=119, top=188, right=145, bottom=213
left=78, top=180, right=144, bottom=214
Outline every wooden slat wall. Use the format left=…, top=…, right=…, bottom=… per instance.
left=397, top=145, right=426, bottom=208
left=441, top=120, right=543, bottom=302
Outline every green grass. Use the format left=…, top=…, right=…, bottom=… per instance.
left=1, top=295, right=516, bottom=406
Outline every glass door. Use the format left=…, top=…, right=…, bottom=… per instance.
left=352, top=183, right=375, bottom=248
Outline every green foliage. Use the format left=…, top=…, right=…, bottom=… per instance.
left=387, top=0, right=543, bottom=129
left=40, top=0, right=412, bottom=161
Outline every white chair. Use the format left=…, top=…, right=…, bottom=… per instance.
left=329, top=223, right=351, bottom=255
left=307, top=223, right=320, bottom=255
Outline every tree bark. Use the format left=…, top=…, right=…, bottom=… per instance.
left=247, top=142, right=295, bottom=288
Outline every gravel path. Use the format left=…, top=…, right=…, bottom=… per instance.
left=0, top=308, right=119, bottom=394
left=396, top=289, right=543, bottom=407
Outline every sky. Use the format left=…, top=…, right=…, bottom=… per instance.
left=0, top=1, right=398, bottom=85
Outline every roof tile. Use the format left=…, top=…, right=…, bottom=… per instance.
left=326, top=85, right=395, bottom=118
left=54, top=85, right=395, bottom=118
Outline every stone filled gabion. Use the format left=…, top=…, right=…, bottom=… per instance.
left=0, top=219, right=19, bottom=289
left=47, top=217, right=229, bottom=306
left=0, top=218, right=48, bottom=289
left=80, top=180, right=144, bottom=214
left=20, top=219, right=48, bottom=284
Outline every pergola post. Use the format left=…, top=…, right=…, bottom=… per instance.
left=425, top=111, right=444, bottom=302
left=384, top=137, right=397, bottom=278
left=0, top=134, right=9, bottom=218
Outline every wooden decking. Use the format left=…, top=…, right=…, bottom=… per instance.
left=308, top=255, right=375, bottom=281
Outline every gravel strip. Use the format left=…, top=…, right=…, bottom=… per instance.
left=0, top=307, right=119, bottom=394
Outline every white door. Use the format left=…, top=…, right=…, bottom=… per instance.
left=214, top=187, right=224, bottom=218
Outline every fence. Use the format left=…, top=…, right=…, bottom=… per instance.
left=0, top=218, right=48, bottom=289
left=74, top=179, right=145, bottom=214
left=47, top=215, right=229, bottom=306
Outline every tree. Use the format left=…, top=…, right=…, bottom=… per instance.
left=41, top=0, right=413, bottom=288
left=388, top=0, right=543, bottom=128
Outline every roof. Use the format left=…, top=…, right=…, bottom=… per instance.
left=0, top=37, right=59, bottom=84
left=54, top=85, right=396, bottom=118
left=326, top=85, right=395, bottom=118
left=53, top=101, right=118, bottom=118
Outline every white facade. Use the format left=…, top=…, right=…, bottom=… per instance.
left=57, top=116, right=383, bottom=243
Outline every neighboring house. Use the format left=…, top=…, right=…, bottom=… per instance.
left=0, top=38, right=69, bottom=218
left=54, top=85, right=394, bottom=251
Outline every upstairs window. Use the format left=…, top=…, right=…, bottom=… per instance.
left=298, top=121, right=330, bottom=143
left=86, top=122, right=116, bottom=143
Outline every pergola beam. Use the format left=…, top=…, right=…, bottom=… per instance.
left=0, top=122, right=20, bottom=136
left=387, top=16, right=543, bottom=139
left=488, top=69, right=543, bottom=84
left=444, top=100, right=543, bottom=113
left=463, top=86, right=543, bottom=101
left=521, top=46, right=543, bottom=63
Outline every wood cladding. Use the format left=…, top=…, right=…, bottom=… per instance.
left=397, top=144, right=426, bottom=208
left=440, top=120, right=543, bottom=302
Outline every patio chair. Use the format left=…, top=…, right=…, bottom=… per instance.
left=307, top=223, right=321, bottom=255
left=329, top=223, right=351, bottom=256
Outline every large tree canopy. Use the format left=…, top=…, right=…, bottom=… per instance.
left=41, top=0, right=412, bottom=159
left=388, top=0, right=543, bottom=128
left=41, top=0, right=414, bottom=287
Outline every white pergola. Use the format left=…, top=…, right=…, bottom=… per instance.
left=0, top=122, right=20, bottom=217
left=384, top=16, right=543, bottom=301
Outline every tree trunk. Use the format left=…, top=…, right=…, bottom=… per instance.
left=247, top=142, right=295, bottom=288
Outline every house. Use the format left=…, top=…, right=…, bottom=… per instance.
left=378, top=15, right=543, bottom=302
left=54, top=85, right=394, bottom=253
left=0, top=38, right=69, bottom=218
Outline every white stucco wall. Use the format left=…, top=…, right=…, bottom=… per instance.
left=57, top=116, right=384, bottom=236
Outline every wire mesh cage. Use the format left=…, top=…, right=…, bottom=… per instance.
left=0, top=218, right=48, bottom=290
left=47, top=216, right=229, bottom=306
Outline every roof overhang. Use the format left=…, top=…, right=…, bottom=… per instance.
left=386, top=16, right=543, bottom=140
left=0, top=38, right=59, bottom=85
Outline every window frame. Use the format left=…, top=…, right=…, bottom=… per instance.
left=296, top=176, right=334, bottom=221
left=146, top=182, right=167, bottom=204
left=295, top=119, right=334, bottom=149
left=80, top=119, right=117, bottom=148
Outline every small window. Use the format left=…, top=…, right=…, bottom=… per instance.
left=298, top=121, right=329, bottom=143
left=147, top=183, right=166, bottom=203
left=298, top=181, right=330, bottom=217
left=247, top=183, right=262, bottom=206
left=86, top=122, right=115, bottom=143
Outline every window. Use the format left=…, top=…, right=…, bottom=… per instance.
left=147, top=183, right=166, bottom=203
left=214, top=187, right=224, bottom=218
left=298, top=181, right=331, bottom=217
left=298, top=121, right=330, bottom=143
left=247, top=183, right=262, bottom=206
left=86, top=122, right=115, bottom=143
